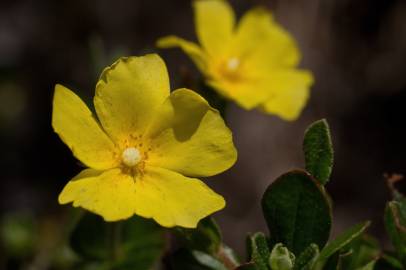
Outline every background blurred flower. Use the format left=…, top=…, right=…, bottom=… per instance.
left=157, top=0, right=313, bottom=121
left=53, top=54, right=237, bottom=228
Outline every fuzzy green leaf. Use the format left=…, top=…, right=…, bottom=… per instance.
left=318, top=221, right=370, bottom=263
left=303, top=119, right=334, bottom=185
left=385, top=201, right=406, bottom=266
left=293, top=244, right=319, bottom=270
left=261, top=170, right=332, bottom=256
left=246, top=232, right=270, bottom=270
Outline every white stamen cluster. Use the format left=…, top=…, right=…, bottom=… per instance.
left=122, top=147, right=141, bottom=167
left=226, top=57, right=240, bottom=72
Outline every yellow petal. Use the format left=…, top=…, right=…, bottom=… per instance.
left=70, top=168, right=104, bottom=180
left=146, top=88, right=237, bottom=177
left=234, top=8, right=300, bottom=71
left=156, top=36, right=208, bottom=74
left=259, top=70, right=314, bottom=121
left=94, top=54, right=170, bottom=142
left=207, top=78, right=275, bottom=110
left=52, top=84, right=118, bottom=170
left=193, top=0, right=235, bottom=56
left=135, top=166, right=225, bottom=228
left=59, top=168, right=137, bottom=222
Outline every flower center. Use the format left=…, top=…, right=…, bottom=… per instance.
left=226, top=57, right=240, bottom=72
left=217, top=57, right=244, bottom=82
left=122, top=147, right=141, bottom=167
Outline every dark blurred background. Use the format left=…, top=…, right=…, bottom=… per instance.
left=1, top=0, right=406, bottom=268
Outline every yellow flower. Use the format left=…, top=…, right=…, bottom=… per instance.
left=52, top=54, right=237, bottom=228
left=157, top=0, right=314, bottom=121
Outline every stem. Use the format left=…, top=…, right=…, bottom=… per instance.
left=109, top=222, right=122, bottom=264
left=217, top=245, right=239, bottom=270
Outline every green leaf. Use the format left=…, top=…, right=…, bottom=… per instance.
left=318, top=221, right=370, bottom=263
left=235, top=262, right=258, bottom=270
left=70, top=213, right=165, bottom=269
left=385, top=201, right=406, bottom=266
left=376, top=252, right=403, bottom=269
left=339, top=234, right=380, bottom=269
left=246, top=232, right=270, bottom=270
left=193, top=250, right=229, bottom=270
left=355, top=260, right=376, bottom=270
left=169, top=249, right=227, bottom=270
left=77, top=261, right=111, bottom=270
left=0, top=212, right=37, bottom=257
left=323, top=252, right=340, bottom=270
left=172, top=218, right=239, bottom=270
left=293, top=244, right=319, bottom=270
left=70, top=213, right=108, bottom=260
left=303, top=119, right=334, bottom=185
left=269, top=243, right=295, bottom=270
left=322, top=250, right=353, bottom=270
left=176, top=217, right=222, bottom=255
left=261, top=170, right=332, bottom=256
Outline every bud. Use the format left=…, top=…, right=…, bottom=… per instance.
left=269, top=243, right=295, bottom=270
